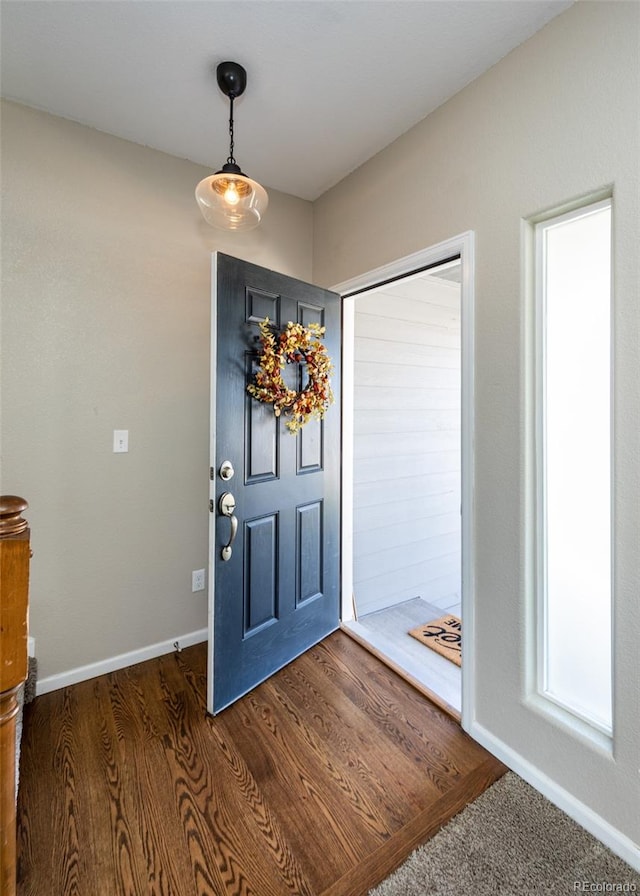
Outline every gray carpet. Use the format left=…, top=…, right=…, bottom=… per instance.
left=370, top=772, right=640, bottom=895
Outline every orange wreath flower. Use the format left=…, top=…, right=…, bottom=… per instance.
left=247, top=318, right=334, bottom=434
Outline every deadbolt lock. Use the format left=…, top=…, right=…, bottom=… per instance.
left=219, top=460, right=235, bottom=481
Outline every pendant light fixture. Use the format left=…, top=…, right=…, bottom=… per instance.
left=195, top=61, right=268, bottom=231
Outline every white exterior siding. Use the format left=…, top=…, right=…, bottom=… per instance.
left=352, top=275, right=461, bottom=616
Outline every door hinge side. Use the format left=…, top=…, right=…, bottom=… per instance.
left=210, top=466, right=215, bottom=481
left=209, top=499, right=214, bottom=513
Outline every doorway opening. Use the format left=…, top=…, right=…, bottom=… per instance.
left=336, top=235, right=475, bottom=721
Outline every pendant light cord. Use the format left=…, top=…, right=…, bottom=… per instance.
left=227, top=95, right=236, bottom=166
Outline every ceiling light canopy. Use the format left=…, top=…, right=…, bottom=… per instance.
left=195, top=61, right=268, bottom=232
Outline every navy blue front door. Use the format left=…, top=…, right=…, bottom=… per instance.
left=207, top=253, right=341, bottom=714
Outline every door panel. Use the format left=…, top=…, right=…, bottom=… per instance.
left=208, top=253, right=341, bottom=714
left=297, top=500, right=323, bottom=605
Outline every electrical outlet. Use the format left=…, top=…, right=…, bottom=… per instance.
left=192, top=568, right=206, bottom=592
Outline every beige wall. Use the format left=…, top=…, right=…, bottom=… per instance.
left=1, top=99, right=313, bottom=681
left=315, top=0, right=639, bottom=857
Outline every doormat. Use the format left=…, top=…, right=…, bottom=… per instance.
left=409, top=615, right=462, bottom=666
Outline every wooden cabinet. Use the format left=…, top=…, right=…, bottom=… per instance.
left=0, top=497, right=30, bottom=896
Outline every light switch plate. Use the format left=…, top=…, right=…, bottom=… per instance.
left=113, top=430, right=129, bottom=452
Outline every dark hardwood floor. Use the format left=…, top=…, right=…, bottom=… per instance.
left=16, top=632, right=505, bottom=896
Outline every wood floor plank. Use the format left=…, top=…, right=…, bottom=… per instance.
left=275, top=647, right=448, bottom=815
left=157, top=667, right=277, bottom=895
left=307, top=637, right=471, bottom=798
left=270, top=655, right=423, bottom=829
left=17, top=685, right=100, bottom=896
left=17, top=632, right=506, bottom=896
left=324, top=632, right=471, bottom=761
left=362, top=660, right=488, bottom=772
left=170, top=650, right=322, bottom=895
left=265, top=676, right=394, bottom=843
left=158, top=658, right=315, bottom=896
left=219, top=682, right=371, bottom=889
left=87, top=666, right=196, bottom=895
left=201, top=712, right=315, bottom=896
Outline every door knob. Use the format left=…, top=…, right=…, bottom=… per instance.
left=218, top=492, right=237, bottom=561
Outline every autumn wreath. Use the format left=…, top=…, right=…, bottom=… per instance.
left=247, top=317, right=334, bottom=434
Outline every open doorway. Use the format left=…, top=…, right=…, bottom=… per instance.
left=337, top=236, right=474, bottom=721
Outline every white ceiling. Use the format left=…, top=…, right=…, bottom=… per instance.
left=1, top=0, right=573, bottom=201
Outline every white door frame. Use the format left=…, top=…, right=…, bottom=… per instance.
left=332, top=231, right=476, bottom=729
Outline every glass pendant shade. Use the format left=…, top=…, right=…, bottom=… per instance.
left=195, top=168, right=268, bottom=231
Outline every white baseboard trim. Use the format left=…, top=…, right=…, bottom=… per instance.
left=35, top=629, right=208, bottom=696
left=469, top=720, right=640, bottom=873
